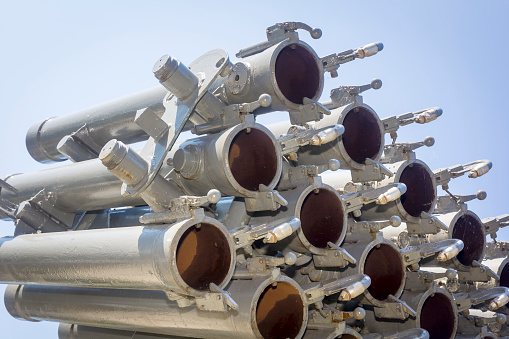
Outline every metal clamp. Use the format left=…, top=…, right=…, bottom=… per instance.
left=381, top=136, right=435, bottom=163
left=382, top=107, right=442, bottom=143
left=434, top=159, right=493, bottom=188
left=303, top=275, right=370, bottom=304
left=325, top=79, right=382, bottom=109
left=312, top=242, right=356, bottom=268
left=373, top=295, right=416, bottom=320
left=230, top=217, right=300, bottom=249
left=321, top=42, right=383, bottom=78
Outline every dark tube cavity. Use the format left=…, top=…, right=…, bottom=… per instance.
left=500, top=262, right=509, bottom=288
left=300, top=188, right=344, bottom=248
left=275, top=44, right=320, bottom=105
left=341, top=106, right=382, bottom=164
left=399, top=163, right=435, bottom=217
left=364, top=244, right=403, bottom=300
left=452, top=214, right=485, bottom=266
left=420, top=292, right=455, bottom=339
left=176, top=223, right=231, bottom=291
left=256, top=282, right=304, bottom=339
left=229, top=128, right=278, bottom=192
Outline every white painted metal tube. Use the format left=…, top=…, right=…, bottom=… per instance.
left=0, top=216, right=235, bottom=297
left=58, top=324, right=186, bottom=339
left=6, top=276, right=308, bottom=339
left=26, top=86, right=168, bottom=163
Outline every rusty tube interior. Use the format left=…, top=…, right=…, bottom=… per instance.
left=228, top=128, right=278, bottom=192
left=452, top=214, right=485, bottom=267
left=341, top=106, right=382, bottom=164
left=419, top=292, right=456, bottom=339
left=175, top=223, right=231, bottom=291
left=500, top=261, right=509, bottom=288
left=363, top=243, right=404, bottom=300
left=275, top=44, right=321, bottom=105
left=299, top=188, right=344, bottom=249
left=399, top=163, right=435, bottom=218
left=256, top=282, right=304, bottom=339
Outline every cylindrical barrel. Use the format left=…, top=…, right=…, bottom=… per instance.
left=302, top=328, right=361, bottom=339
left=484, top=257, right=509, bottom=288
left=173, top=122, right=282, bottom=197
left=362, top=328, right=430, bottom=339
left=225, top=40, right=323, bottom=114
left=249, top=184, right=347, bottom=255
left=58, top=324, right=186, bottom=339
left=302, top=237, right=406, bottom=307
left=0, top=216, right=235, bottom=297
left=363, top=285, right=458, bottom=339
left=269, top=102, right=384, bottom=170
left=323, top=159, right=437, bottom=224
left=5, top=276, right=308, bottom=339
left=26, top=86, right=168, bottom=163
left=430, top=210, right=486, bottom=269
left=1, top=159, right=144, bottom=214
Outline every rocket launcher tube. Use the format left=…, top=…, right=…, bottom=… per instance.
left=248, top=184, right=347, bottom=255
left=363, top=286, right=458, bottom=339
left=268, top=102, right=384, bottom=171
left=25, top=86, right=168, bottom=163
left=0, top=216, right=235, bottom=297
left=5, top=275, right=308, bottom=339
left=430, top=210, right=487, bottom=270
left=58, top=324, right=188, bottom=339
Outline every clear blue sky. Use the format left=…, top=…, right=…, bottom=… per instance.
left=1, top=1, right=508, bottom=337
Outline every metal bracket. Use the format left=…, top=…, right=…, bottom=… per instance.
left=324, top=79, right=382, bottom=109
left=244, top=184, right=288, bottom=212
left=320, top=42, right=383, bottom=78
left=434, top=190, right=487, bottom=214
left=278, top=124, right=344, bottom=158
left=341, top=182, right=404, bottom=215
left=139, top=190, right=221, bottom=224
left=483, top=214, right=509, bottom=237
left=192, top=94, right=272, bottom=135
left=236, top=22, right=322, bottom=58
left=127, top=49, right=230, bottom=197
left=406, top=212, right=448, bottom=235
left=400, top=239, right=464, bottom=266
left=434, top=159, right=493, bottom=189
left=455, top=287, right=509, bottom=312
left=382, top=107, right=442, bottom=143
left=303, top=274, right=370, bottom=304
left=195, top=283, right=238, bottom=313
left=373, top=295, right=416, bottom=320
left=347, top=216, right=402, bottom=241
left=313, top=242, right=356, bottom=268
left=350, top=158, right=394, bottom=183
left=56, top=124, right=101, bottom=162
left=288, top=97, right=331, bottom=125
left=381, top=137, right=435, bottom=164
left=230, top=217, right=301, bottom=249
left=457, top=261, right=498, bottom=282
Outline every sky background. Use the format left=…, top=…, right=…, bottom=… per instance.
left=0, top=1, right=508, bottom=338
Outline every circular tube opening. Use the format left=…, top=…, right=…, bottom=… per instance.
left=341, top=106, right=382, bottom=164
left=399, top=163, right=435, bottom=217
left=275, top=44, right=320, bottom=105
left=452, top=214, right=485, bottom=267
left=176, top=223, right=231, bottom=291
left=256, top=282, right=304, bottom=339
left=420, top=292, right=455, bottom=339
left=300, top=188, right=344, bottom=249
left=500, top=262, right=509, bottom=288
left=228, top=128, right=278, bottom=192
left=364, top=244, right=403, bottom=300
